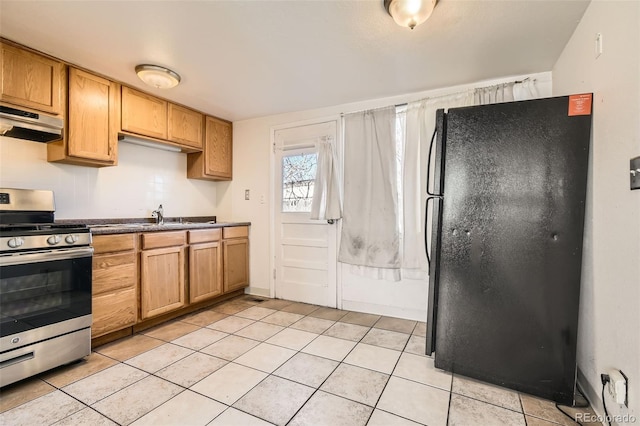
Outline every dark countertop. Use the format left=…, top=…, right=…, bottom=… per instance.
left=57, top=216, right=250, bottom=235
left=89, top=222, right=251, bottom=235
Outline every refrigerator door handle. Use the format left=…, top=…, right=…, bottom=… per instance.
left=425, top=195, right=442, bottom=267
left=426, top=128, right=443, bottom=197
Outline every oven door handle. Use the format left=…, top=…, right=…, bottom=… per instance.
left=0, top=247, right=94, bottom=266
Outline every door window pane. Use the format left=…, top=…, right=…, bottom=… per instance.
left=282, top=153, right=317, bottom=212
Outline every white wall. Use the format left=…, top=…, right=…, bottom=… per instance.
left=552, top=0, right=640, bottom=420
left=230, top=72, right=552, bottom=320
left=0, top=138, right=220, bottom=219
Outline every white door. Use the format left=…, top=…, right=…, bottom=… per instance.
left=273, top=121, right=338, bottom=307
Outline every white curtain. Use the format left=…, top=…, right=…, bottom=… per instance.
left=338, top=106, right=400, bottom=280
left=474, top=83, right=515, bottom=104
left=512, top=79, right=539, bottom=101
left=310, top=137, right=342, bottom=220
left=338, top=78, right=539, bottom=282
left=474, top=80, right=539, bottom=105
left=402, top=80, right=539, bottom=280
left=402, top=92, right=474, bottom=280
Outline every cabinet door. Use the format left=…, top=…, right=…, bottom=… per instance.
left=223, top=238, right=249, bottom=292
left=205, top=116, right=232, bottom=179
left=67, top=68, right=117, bottom=162
left=121, top=86, right=167, bottom=139
left=189, top=242, right=223, bottom=303
left=1, top=42, right=63, bottom=115
left=140, top=246, right=186, bottom=319
left=168, top=104, right=203, bottom=149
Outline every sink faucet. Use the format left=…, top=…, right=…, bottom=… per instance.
left=152, top=204, right=164, bottom=225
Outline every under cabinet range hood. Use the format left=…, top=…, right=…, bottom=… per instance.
left=0, top=105, right=63, bottom=143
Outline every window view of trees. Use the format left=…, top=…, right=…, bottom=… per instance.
left=282, top=153, right=317, bottom=212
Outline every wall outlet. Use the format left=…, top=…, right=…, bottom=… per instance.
left=245, top=189, right=250, bottom=200
left=607, top=369, right=629, bottom=407
left=631, top=156, right=640, bottom=190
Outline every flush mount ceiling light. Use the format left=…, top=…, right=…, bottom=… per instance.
left=135, top=64, right=181, bottom=89
left=384, top=0, right=437, bottom=30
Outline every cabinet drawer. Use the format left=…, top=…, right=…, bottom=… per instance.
left=92, top=288, right=137, bottom=338
left=188, top=228, right=221, bottom=244
left=223, top=226, right=248, bottom=239
left=92, top=233, right=136, bottom=254
left=93, top=252, right=137, bottom=295
left=141, top=231, right=186, bottom=250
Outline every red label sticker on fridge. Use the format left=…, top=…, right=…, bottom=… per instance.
left=568, top=94, right=592, bottom=116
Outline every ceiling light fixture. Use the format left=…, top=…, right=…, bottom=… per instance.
left=384, top=0, right=437, bottom=30
left=135, top=64, right=181, bottom=89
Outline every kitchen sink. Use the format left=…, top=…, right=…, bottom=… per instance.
left=90, top=223, right=154, bottom=229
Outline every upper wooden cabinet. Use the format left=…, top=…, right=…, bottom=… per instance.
left=121, top=86, right=168, bottom=140
left=1, top=42, right=64, bottom=116
left=168, top=104, right=203, bottom=149
left=48, top=67, right=118, bottom=167
left=187, top=116, right=232, bottom=181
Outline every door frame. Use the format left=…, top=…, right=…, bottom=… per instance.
left=269, top=115, right=343, bottom=308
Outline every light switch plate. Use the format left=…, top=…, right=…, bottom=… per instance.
left=631, top=156, right=640, bottom=190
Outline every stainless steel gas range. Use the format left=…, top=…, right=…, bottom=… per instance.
left=0, top=188, right=92, bottom=387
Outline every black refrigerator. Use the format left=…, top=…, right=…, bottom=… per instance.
left=425, top=94, right=593, bottom=405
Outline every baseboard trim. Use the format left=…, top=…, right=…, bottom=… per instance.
left=245, top=287, right=270, bottom=298
left=342, top=299, right=425, bottom=321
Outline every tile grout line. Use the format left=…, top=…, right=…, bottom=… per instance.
left=2, top=297, right=582, bottom=426
left=224, top=306, right=387, bottom=425
left=119, top=308, right=426, bottom=424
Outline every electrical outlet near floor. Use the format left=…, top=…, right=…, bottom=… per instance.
left=607, top=369, right=629, bottom=407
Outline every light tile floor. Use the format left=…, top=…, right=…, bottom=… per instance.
left=0, top=295, right=599, bottom=426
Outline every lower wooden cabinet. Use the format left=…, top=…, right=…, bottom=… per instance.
left=189, top=229, right=223, bottom=303
left=92, top=288, right=137, bottom=338
left=140, top=245, right=186, bottom=320
left=91, top=234, right=137, bottom=338
left=92, top=226, right=248, bottom=339
left=223, top=226, right=250, bottom=293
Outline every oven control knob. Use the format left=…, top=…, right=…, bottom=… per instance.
left=7, top=237, right=24, bottom=248
left=65, top=234, right=79, bottom=244
left=47, top=235, right=62, bottom=245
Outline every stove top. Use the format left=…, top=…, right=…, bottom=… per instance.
left=0, top=189, right=91, bottom=253
left=0, top=223, right=89, bottom=233
left=0, top=225, right=91, bottom=253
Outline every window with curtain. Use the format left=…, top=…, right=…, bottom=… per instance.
left=332, top=80, right=538, bottom=281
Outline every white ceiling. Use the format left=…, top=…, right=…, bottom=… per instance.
left=0, top=1, right=589, bottom=122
